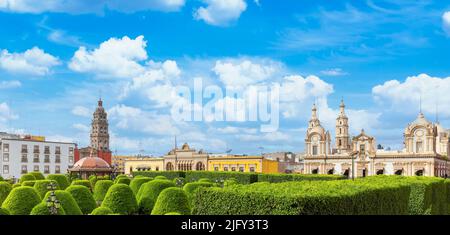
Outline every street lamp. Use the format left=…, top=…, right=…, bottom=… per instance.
left=46, top=182, right=60, bottom=215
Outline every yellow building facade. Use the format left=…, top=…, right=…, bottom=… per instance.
left=123, top=158, right=165, bottom=175
left=207, top=156, right=279, bottom=173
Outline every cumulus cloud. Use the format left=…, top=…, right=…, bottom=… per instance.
left=372, top=73, right=450, bottom=116
left=71, top=106, right=91, bottom=117
left=72, top=123, right=90, bottom=132
left=0, top=47, right=60, bottom=76
left=194, top=0, right=247, bottom=26
left=0, top=0, right=185, bottom=14
left=0, top=102, right=18, bottom=122
left=0, top=80, right=21, bottom=89
left=69, top=35, right=147, bottom=78
left=443, top=11, right=450, bottom=35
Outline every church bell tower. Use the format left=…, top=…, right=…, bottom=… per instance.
left=90, top=98, right=110, bottom=151
left=335, top=99, right=350, bottom=153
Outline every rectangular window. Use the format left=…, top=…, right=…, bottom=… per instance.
left=55, top=165, right=60, bottom=173
left=21, top=154, right=28, bottom=163
left=44, top=155, right=50, bottom=163
left=69, top=156, right=73, bottom=164
left=223, top=167, right=228, bottom=171
left=69, top=147, right=74, bottom=155
left=231, top=167, right=236, bottom=171
left=360, top=144, right=366, bottom=154
left=3, top=153, right=9, bottom=162
left=33, top=145, right=39, bottom=153
left=55, top=146, right=61, bottom=154
left=34, top=165, right=39, bottom=172
left=21, top=165, right=27, bottom=174
left=3, top=165, right=8, bottom=174
left=21, top=144, right=28, bottom=153
left=44, top=165, right=50, bottom=174
left=3, top=144, right=9, bottom=152
left=249, top=167, right=255, bottom=172
left=44, top=146, right=50, bottom=154
left=55, top=154, right=61, bottom=163
left=239, top=167, right=244, bottom=172
left=312, top=145, right=318, bottom=155
left=214, top=167, right=219, bottom=171
left=33, top=154, right=39, bottom=163
left=156, top=167, right=159, bottom=171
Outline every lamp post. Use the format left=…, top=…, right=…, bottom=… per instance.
left=46, top=182, right=61, bottom=215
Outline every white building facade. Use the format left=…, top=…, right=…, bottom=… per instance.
left=0, top=137, right=76, bottom=179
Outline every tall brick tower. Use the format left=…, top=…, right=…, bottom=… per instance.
left=90, top=98, right=110, bottom=152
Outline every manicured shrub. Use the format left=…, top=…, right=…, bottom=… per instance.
left=47, top=174, right=70, bottom=190
left=154, top=176, right=167, bottom=180
left=12, top=183, right=21, bottom=188
left=0, top=176, right=3, bottom=181
left=198, top=178, right=212, bottom=183
left=65, top=185, right=97, bottom=214
left=30, top=202, right=66, bottom=215
left=132, top=171, right=185, bottom=180
left=115, top=177, right=131, bottom=185
left=93, top=180, right=114, bottom=203
left=22, top=180, right=36, bottom=187
left=34, top=180, right=59, bottom=198
left=129, top=177, right=152, bottom=195
left=2, top=186, right=41, bottom=215
left=445, top=180, right=450, bottom=214
left=113, top=175, right=128, bottom=183
left=183, top=182, right=213, bottom=198
left=136, top=179, right=176, bottom=214
left=151, top=187, right=191, bottom=215
left=89, top=175, right=98, bottom=188
left=172, top=177, right=185, bottom=186
left=257, top=173, right=345, bottom=183
left=71, top=180, right=92, bottom=191
left=0, top=207, right=9, bottom=215
left=90, top=206, right=114, bottom=215
left=43, top=190, right=82, bottom=215
left=19, top=174, right=36, bottom=184
left=185, top=171, right=258, bottom=184
left=165, top=212, right=181, bottom=215
left=29, top=172, right=45, bottom=180
left=101, top=184, right=137, bottom=215
left=0, top=182, right=12, bottom=205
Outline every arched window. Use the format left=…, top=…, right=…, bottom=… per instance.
left=415, top=169, right=424, bottom=176
left=395, top=169, right=403, bottom=175
left=343, top=169, right=349, bottom=178
left=327, top=168, right=334, bottom=175
left=376, top=169, right=384, bottom=175
left=338, top=139, right=342, bottom=146
left=166, top=162, right=174, bottom=171
left=312, top=168, right=319, bottom=174
left=196, top=162, right=205, bottom=171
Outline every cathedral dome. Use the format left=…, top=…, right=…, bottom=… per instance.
left=182, top=143, right=190, bottom=150
left=71, top=157, right=111, bottom=171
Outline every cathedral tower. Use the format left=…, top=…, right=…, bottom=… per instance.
left=90, top=98, right=110, bottom=151
left=335, top=99, right=350, bottom=153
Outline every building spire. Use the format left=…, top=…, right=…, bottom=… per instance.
left=339, top=98, right=345, bottom=115
left=311, top=102, right=318, bottom=120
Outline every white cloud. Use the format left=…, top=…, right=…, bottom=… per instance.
left=237, top=131, right=290, bottom=142
left=0, top=102, right=18, bottom=122
left=0, top=80, right=21, bottom=89
left=0, top=0, right=185, bottom=14
left=215, top=126, right=257, bottom=134
left=0, top=47, right=60, bottom=76
left=320, top=68, right=348, bottom=76
left=372, top=73, right=450, bottom=116
left=69, top=35, right=147, bottom=78
left=72, top=123, right=90, bottom=132
left=443, top=11, right=450, bottom=35
left=71, top=106, right=91, bottom=117
left=194, top=0, right=247, bottom=26
left=213, top=59, right=280, bottom=88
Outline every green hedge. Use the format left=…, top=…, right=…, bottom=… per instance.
left=0, top=182, right=12, bottom=205
left=47, top=174, right=70, bottom=190
left=34, top=180, right=59, bottom=198
left=65, top=185, right=97, bottom=215
left=22, top=181, right=36, bottom=187
left=29, top=172, right=45, bottom=180
left=71, top=180, right=92, bottom=191
left=185, top=171, right=258, bottom=184
left=115, top=177, right=131, bottom=185
left=93, top=180, right=114, bottom=203
left=132, top=171, right=185, bottom=179
left=101, top=184, right=137, bottom=215
left=192, top=179, right=411, bottom=215
left=30, top=202, right=66, bottom=215
left=19, top=174, right=36, bottom=184
left=43, top=190, right=82, bottom=215
left=129, top=177, right=152, bottom=195
left=151, top=187, right=191, bottom=215
left=0, top=207, right=9, bottom=215
left=2, top=186, right=41, bottom=215
left=257, top=173, right=345, bottom=183
left=136, top=179, right=175, bottom=214
left=90, top=206, right=114, bottom=215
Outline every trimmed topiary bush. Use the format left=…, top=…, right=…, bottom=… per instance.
left=129, top=177, right=152, bottom=195
left=93, top=180, right=114, bottom=203
left=12, top=183, right=21, bottom=188
left=29, top=172, right=45, bottom=180
left=154, top=175, right=167, bottom=180
left=101, top=184, right=137, bottom=215
left=43, top=190, right=82, bottom=215
left=34, top=180, right=59, bottom=198
left=22, top=180, right=36, bottom=187
left=136, top=179, right=176, bottom=214
left=0, top=207, right=10, bottom=215
left=65, top=185, right=97, bottom=215
left=115, top=177, right=131, bottom=185
left=30, top=202, right=66, bottom=215
left=89, top=175, right=98, bottom=188
left=0, top=182, right=12, bottom=205
left=47, top=174, right=70, bottom=190
left=165, top=212, right=181, bottom=215
left=2, top=186, right=41, bottom=215
left=90, top=206, right=113, bottom=215
left=19, top=174, right=36, bottom=184
left=183, top=182, right=213, bottom=195
left=198, top=178, right=212, bottom=183
left=185, top=171, right=258, bottom=184
left=151, top=187, right=191, bottom=215
left=71, top=180, right=92, bottom=191
left=132, top=171, right=185, bottom=179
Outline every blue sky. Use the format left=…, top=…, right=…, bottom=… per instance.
left=0, top=0, right=449, bottom=155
